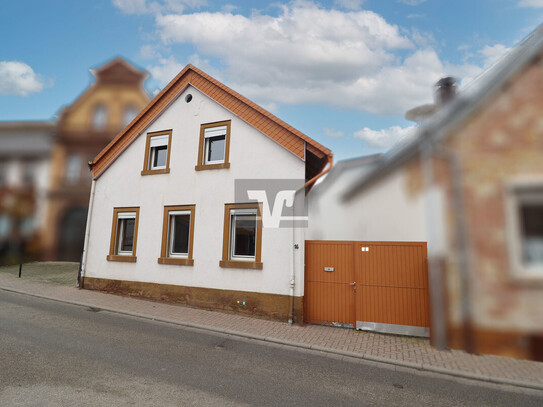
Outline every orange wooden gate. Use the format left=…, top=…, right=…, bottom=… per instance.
left=304, top=241, right=355, bottom=327
left=305, top=241, right=430, bottom=337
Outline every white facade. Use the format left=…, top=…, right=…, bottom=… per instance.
left=307, top=159, right=429, bottom=243
left=84, top=86, right=307, bottom=297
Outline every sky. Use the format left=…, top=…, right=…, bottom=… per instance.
left=1, top=0, right=543, bottom=161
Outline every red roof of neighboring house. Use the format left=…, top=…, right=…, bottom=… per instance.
left=90, top=64, right=331, bottom=179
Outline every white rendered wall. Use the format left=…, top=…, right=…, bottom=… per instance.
left=307, top=167, right=428, bottom=242
left=85, top=86, right=306, bottom=297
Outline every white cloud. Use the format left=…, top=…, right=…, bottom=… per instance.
left=334, top=0, right=365, bottom=10
left=323, top=128, right=345, bottom=138
left=518, top=0, right=543, bottom=7
left=147, top=55, right=183, bottom=85
left=478, top=44, right=510, bottom=67
left=0, top=61, right=49, bottom=96
left=112, top=0, right=148, bottom=14
left=112, top=0, right=206, bottom=15
left=398, top=0, right=427, bottom=5
left=354, top=125, right=416, bottom=149
left=137, top=2, right=489, bottom=116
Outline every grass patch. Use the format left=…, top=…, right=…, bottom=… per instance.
left=0, top=262, right=79, bottom=286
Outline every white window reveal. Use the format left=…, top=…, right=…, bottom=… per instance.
left=230, top=208, right=257, bottom=260
left=203, top=125, right=227, bottom=165
left=507, top=181, right=543, bottom=279
left=149, top=134, right=169, bottom=170
left=116, top=212, right=136, bottom=255
left=168, top=210, right=191, bottom=257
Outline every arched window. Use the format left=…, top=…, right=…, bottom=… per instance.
left=123, top=106, right=139, bottom=127
left=92, top=105, right=108, bottom=130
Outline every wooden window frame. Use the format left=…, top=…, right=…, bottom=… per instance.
left=107, top=207, right=140, bottom=262
left=141, top=130, right=172, bottom=175
left=158, top=205, right=195, bottom=266
left=195, top=120, right=231, bottom=171
left=220, top=203, right=263, bottom=270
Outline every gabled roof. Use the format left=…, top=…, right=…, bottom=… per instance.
left=58, top=57, right=148, bottom=122
left=90, top=56, right=148, bottom=85
left=344, top=23, right=543, bottom=201
left=90, top=64, right=332, bottom=179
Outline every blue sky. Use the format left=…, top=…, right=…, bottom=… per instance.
left=1, top=0, right=542, bottom=160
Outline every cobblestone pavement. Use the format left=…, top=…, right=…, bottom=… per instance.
left=1, top=273, right=542, bottom=390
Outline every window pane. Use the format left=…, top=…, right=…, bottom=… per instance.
left=171, top=214, right=190, bottom=255
left=93, top=106, right=107, bottom=129
left=152, top=145, right=168, bottom=168
left=206, top=136, right=225, bottom=163
left=120, top=218, right=135, bottom=252
left=520, top=204, right=543, bottom=266
left=233, top=214, right=256, bottom=257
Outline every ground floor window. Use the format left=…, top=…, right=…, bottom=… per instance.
left=220, top=203, right=262, bottom=269
left=107, top=207, right=139, bottom=262
left=158, top=205, right=195, bottom=266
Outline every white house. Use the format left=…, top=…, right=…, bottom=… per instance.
left=81, top=65, right=332, bottom=322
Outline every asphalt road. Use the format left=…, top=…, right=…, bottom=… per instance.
left=1, top=290, right=542, bottom=406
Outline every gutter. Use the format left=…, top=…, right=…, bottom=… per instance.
left=304, top=154, right=334, bottom=193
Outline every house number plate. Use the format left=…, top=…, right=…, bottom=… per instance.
left=324, top=267, right=334, bottom=272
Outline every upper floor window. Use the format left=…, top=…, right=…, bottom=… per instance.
left=506, top=180, right=543, bottom=280
left=65, top=154, right=82, bottom=184
left=123, top=106, right=139, bottom=127
left=195, top=120, right=231, bottom=171
left=142, top=130, right=172, bottom=175
left=22, top=161, right=35, bottom=187
left=92, top=105, right=108, bottom=130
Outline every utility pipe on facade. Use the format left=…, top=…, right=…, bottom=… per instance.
left=423, top=143, right=474, bottom=353
left=287, top=154, right=333, bottom=324
left=79, top=176, right=97, bottom=288
left=421, top=141, right=447, bottom=349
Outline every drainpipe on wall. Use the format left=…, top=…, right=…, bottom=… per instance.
left=288, top=155, right=333, bottom=324
left=79, top=176, right=97, bottom=289
left=421, top=141, right=447, bottom=349
left=288, top=209, right=296, bottom=325
left=433, top=145, right=474, bottom=353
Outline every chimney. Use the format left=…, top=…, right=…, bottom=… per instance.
left=434, top=77, right=457, bottom=106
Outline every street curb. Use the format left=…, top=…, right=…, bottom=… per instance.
left=2, top=285, right=543, bottom=392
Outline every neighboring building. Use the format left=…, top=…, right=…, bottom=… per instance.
left=306, top=154, right=381, bottom=241
left=81, top=65, right=332, bottom=322
left=0, top=121, right=56, bottom=264
left=41, top=57, right=150, bottom=261
left=343, top=24, right=543, bottom=360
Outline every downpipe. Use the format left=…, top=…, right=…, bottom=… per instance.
left=79, top=177, right=97, bottom=288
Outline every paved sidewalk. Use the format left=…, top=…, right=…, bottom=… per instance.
left=1, top=273, right=542, bottom=391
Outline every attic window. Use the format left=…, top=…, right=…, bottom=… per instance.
left=185, top=94, right=192, bottom=103
left=195, top=121, right=231, bottom=171
left=142, top=130, right=172, bottom=175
